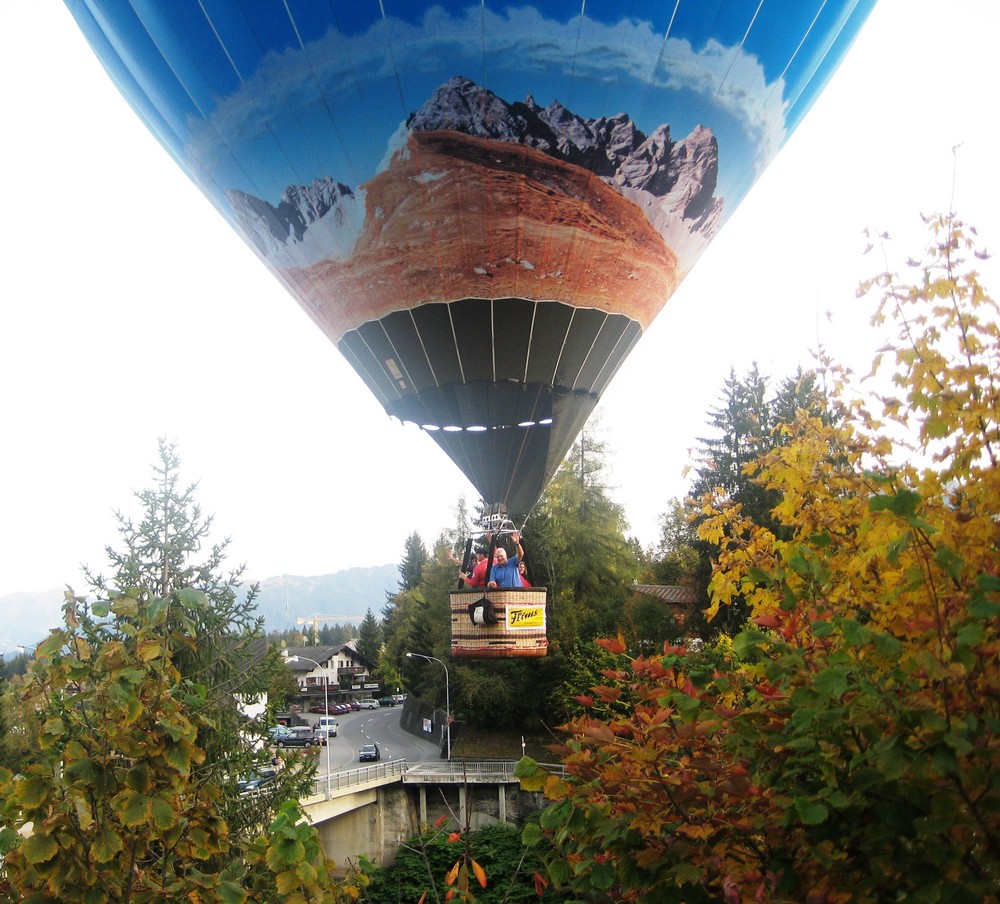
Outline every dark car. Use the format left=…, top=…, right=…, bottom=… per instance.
left=376, top=696, right=396, bottom=707
left=359, top=743, right=381, bottom=762
left=269, top=725, right=319, bottom=748
left=237, top=767, right=277, bottom=793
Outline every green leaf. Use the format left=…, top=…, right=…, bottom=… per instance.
left=125, top=763, right=153, bottom=793
left=13, top=775, right=50, bottom=809
left=590, top=862, right=616, bottom=890
left=810, top=619, right=835, bottom=637
left=21, top=833, right=59, bottom=865
left=747, top=566, right=773, bottom=586
left=976, top=573, right=1000, bottom=593
left=266, top=837, right=306, bottom=871
left=956, top=621, right=985, bottom=647
left=92, top=825, right=124, bottom=864
left=217, top=880, right=249, bottom=904
left=813, top=665, right=850, bottom=699
left=967, top=596, right=1000, bottom=618
left=869, top=489, right=921, bottom=516
left=0, top=826, right=21, bottom=855
left=110, top=594, right=139, bottom=617
left=121, top=791, right=153, bottom=827
left=732, top=629, right=769, bottom=656
left=514, top=756, right=547, bottom=792
left=793, top=798, right=829, bottom=825
left=933, top=546, right=964, bottom=583
left=164, top=740, right=194, bottom=774
left=152, top=796, right=177, bottom=831
left=175, top=587, right=208, bottom=609
left=35, top=631, right=67, bottom=660
left=521, top=822, right=544, bottom=847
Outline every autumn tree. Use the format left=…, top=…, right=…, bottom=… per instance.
left=0, top=589, right=358, bottom=902
left=0, top=443, right=362, bottom=901
left=683, top=365, right=830, bottom=635
left=78, top=440, right=312, bottom=845
left=520, top=214, right=1000, bottom=901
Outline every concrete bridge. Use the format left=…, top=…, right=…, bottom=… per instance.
left=299, top=760, right=547, bottom=868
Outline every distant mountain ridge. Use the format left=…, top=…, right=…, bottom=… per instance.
left=0, top=564, right=398, bottom=654
left=253, top=564, right=398, bottom=630
left=227, top=75, right=722, bottom=273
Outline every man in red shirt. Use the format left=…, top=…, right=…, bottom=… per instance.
left=458, top=546, right=489, bottom=588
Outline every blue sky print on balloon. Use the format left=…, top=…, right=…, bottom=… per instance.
left=180, top=1, right=874, bottom=216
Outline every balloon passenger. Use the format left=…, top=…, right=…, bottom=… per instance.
left=487, top=532, right=525, bottom=589
left=458, top=546, right=489, bottom=588
left=518, top=560, right=532, bottom=587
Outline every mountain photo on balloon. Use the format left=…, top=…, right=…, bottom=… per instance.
left=227, top=76, right=720, bottom=338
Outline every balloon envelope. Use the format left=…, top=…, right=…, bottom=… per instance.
left=66, top=0, right=876, bottom=514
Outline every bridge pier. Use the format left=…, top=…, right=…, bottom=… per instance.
left=303, top=761, right=552, bottom=867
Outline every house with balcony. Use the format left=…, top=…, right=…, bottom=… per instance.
left=282, top=644, right=379, bottom=704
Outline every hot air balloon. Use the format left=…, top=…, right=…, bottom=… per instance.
left=65, top=0, right=877, bottom=657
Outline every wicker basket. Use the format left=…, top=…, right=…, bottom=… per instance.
left=450, top=588, right=548, bottom=658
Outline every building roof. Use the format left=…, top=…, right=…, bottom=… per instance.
left=282, top=644, right=373, bottom=672
left=631, top=585, right=697, bottom=605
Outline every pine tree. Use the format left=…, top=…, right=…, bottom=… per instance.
left=398, top=531, right=428, bottom=593
left=80, top=440, right=314, bottom=845
left=356, top=607, right=383, bottom=666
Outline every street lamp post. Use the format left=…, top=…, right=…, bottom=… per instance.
left=406, top=652, right=450, bottom=761
left=282, top=652, right=332, bottom=798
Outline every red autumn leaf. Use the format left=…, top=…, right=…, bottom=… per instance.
left=448, top=832, right=462, bottom=843
left=533, top=871, right=549, bottom=896
left=754, top=613, right=781, bottom=628
left=574, top=694, right=594, bottom=707
left=596, top=635, right=627, bottom=654
left=472, top=858, right=488, bottom=888
left=435, top=814, right=449, bottom=828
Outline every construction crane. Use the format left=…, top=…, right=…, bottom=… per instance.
left=296, top=614, right=365, bottom=636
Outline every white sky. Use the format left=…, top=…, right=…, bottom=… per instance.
left=1, top=0, right=997, bottom=609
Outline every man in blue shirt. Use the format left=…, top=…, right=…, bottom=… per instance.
left=487, top=532, right=525, bottom=588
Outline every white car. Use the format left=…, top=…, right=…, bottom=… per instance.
left=316, top=716, right=338, bottom=737
left=358, top=698, right=379, bottom=710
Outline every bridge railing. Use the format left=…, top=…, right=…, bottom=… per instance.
left=402, top=759, right=566, bottom=783
left=309, top=758, right=409, bottom=798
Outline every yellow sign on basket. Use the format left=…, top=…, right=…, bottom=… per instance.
left=507, top=605, right=546, bottom=630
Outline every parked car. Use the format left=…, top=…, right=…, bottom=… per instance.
left=376, top=696, right=396, bottom=707
left=309, top=703, right=333, bottom=714
left=315, top=716, right=338, bottom=738
left=358, top=698, right=380, bottom=710
left=359, top=743, right=381, bottom=762
left=334, top=703, right=351, bottom=714
left=289, top=725, right=326, bottom=745
left=348, top=700, right=361, bottom=711
left=268, top=725, right=319, bottom=748
left=238, top=767, right=277, bottom=793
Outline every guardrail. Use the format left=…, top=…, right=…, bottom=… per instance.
left=309, top=758, right=409, bottom=798
left=402, top=759, right=565, bottom=783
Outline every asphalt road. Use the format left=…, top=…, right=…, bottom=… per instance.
left=300, top=705, right=442, bottom=775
